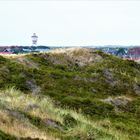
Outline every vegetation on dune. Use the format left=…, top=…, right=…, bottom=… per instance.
left=0, top=87, right=127, bottom=140
left=0, top=48, right=140, bottom=139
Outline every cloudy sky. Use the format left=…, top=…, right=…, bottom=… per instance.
left=0, top=1, right=140, bottom=46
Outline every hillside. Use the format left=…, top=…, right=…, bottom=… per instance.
left=0, top=48, right=140, bottom=140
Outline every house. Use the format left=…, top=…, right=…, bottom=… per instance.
left=0, top=47, right=13, bottom=54
left=128, top=47, right=140, bottom=59
left=0, top=45, right=50, bottom=54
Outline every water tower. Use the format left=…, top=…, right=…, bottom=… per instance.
left=31, top=33, right=38, bottom=46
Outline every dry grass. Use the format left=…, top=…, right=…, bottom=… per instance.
left=0, top=110, right=58, bottom=140
left=0, top=87, right=130, bottom=140
left=0, top=53, right=28, bottom=59
left=1, top=48, right=102, bottom=67
left=0, top=87, right=60, bottom=140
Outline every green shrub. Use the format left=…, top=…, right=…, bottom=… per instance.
left=63, top=114, right=78, bottom=128
left=0, top=130, right=17, bottom=140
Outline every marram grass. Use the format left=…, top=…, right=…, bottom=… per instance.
left=0, top=87, right=130, bottom=140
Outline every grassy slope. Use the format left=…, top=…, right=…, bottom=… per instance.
left=0, top=48, right=140, bottom=140
left=0, top=87, right=130, bottom=140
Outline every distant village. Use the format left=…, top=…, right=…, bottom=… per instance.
left=0, top=46, right=50, bottom=54
left=0, top=33, right=50, bottom=54
left=0, top=45, right=140, bottom=62
left=95, top=47, right=140, bottom=61
left=0, top=33, right=140, bottom=61
left=0, top=33, right=140, bottom=62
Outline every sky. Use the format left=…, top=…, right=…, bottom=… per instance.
left=0, top=1, right=140, bottom=46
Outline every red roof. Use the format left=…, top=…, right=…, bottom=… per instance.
left=128, top=47, right=140, bottom=55
left=127, top=58, right=140, bottom=60
left=0, top=52, right=13, bottom=54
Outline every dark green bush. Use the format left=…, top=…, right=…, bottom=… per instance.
left=82, top=101, right=114, bottom=117
left=63, top=114, right=78, bottom=127
left=0, top=130, right=17, bottom=140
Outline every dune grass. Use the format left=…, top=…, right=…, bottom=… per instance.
left=0, top=87, right=132, bottom=140
left=0, top=49, right=140, bottom=139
